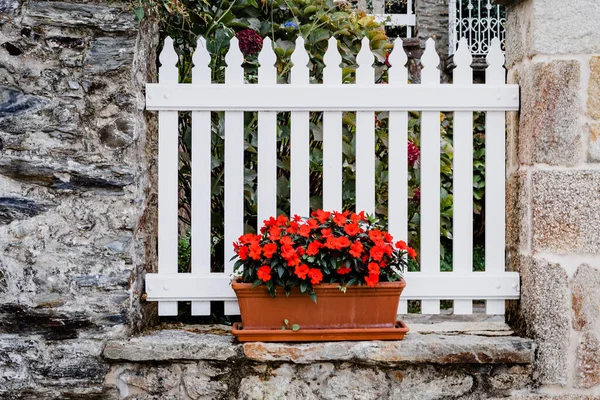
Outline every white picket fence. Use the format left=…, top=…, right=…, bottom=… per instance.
left=371, top=0, right=416, bottom=37
left=145, top=35, right=520, bottom=316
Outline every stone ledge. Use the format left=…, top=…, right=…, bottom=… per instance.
left=102, top=322, right=534, bottom=366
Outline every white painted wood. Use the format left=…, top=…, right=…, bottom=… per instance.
left=190, top=37, right=212, bottom=315
left=387, top=38, right=409, bottom=245
left=398, top=300, right=408, bottom=315
left=224, top=38, right=245, bottom=281
left=146, top=37, right=521, bottom=316
left=145, top=271, right=520, bottom=301
left=355, top=37, right=375, bottom=215
left=485, top=38, right=507, bottom=315
left=452, top=38, right=474, bottom=315
left=290, top=37, right=310, bottom=217
left=146, top=85, right=519, bottom=111
left=157, top=37, right=179, bottom=316
left=323, top=37, right=343, bottom=212
left=257, top=38, right=278, bottom=228
left=419, top=38, right=441, bottom=315
left=372, top=13, right=416, bottom=27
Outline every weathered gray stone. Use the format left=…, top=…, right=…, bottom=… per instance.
left=589, top=123, right=600, bottom=162
left=99, top=116, right=136, bottom=148
left=243, top=333, right=534, bottom=364
left=506, top=170, right=530, bottom=252
left=388, top=365, right=474, bottom=400
left=514, top=256, right=570, bottom=385
left=85, top=36, right=136, bottom=74
left=531, top=170, right=600, bottom=254
left=0, top=197, right=54, bottom=225
left=571, top=264, right=600, bottom=331
left=103, top=330, right=242, bottom=361
left=415, top=0, right=450, bottom=62
left=575, top=331, right=600, bottom=389
left=182, top=362, right=229, bottom=400
left=24, top=1, right=137, bottom=32
left=0, top=85, right=48, bottom=118
left=503, top=0, right=529, bottom=68
left=518, top=60, right=582, bottom=166
left=0, top=0, right=19, bottom=14
left=489, top=365, right=532, bottom=391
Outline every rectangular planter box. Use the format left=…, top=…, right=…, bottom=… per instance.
left=232, top=278, right=406, bottom=330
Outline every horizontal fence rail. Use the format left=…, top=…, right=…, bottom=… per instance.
left=145, top=35, right=520, bottom=316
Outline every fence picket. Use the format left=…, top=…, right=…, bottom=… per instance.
left=224, top=38, right=245, bottom=315
left=323, top=36, right=343, bottom=212
left=145, top=36, right=520, bottom=316
left=485, top=38, right=507, bottom=315
left=191, top=37, right=212, bottom=315
left=257, top=38, right=278, bottom=228
left=420, top=38, right=441, bottom=315
left=452, top=38, right=474, bottom=315
left=387, top=38, right=409, bottom=315
left=355, top=37, right=375, bottom=215
left=156, top=37, right=179, bottom=316
left=290, top=37, right=310, bottom=218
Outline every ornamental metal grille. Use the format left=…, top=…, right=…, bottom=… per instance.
left=449, top=0, right=506, bottom=56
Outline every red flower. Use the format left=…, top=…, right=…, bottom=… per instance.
left=350, top=211, right=367, bottom=222
left=287, top=221, right=299, bottom=234
left=263, top=243, right=277, bottom=259
left=308, top=268, right=323, bottom=284
left=296, top=246, right=306, bottom=257
left=395, top=240, right=408, bottom=251
left=281, top=244, right=296, bottom=260
left=337, top=266, right=352, bottom=274
left=336, top=236, right=351, bottom=249
left=408, top=141, right=420, bottom=166
left=293, top=214, right=303, bottom=222
left=295, top=264, right=310, bottom=279
left=249, top=243, right=262, bottom=260
left=306, top=218, right=319, bottom=229
left=321, top=228, right=332, bottom=238
left=236, top=29, right=263, bottom=56
left=276, top=214, right=288, bottom=226
left=312, top=210, right=331, bottom=224
left=384, top=233, right=393, bottom=243
left=332, top=211, right=349, bottom=226
left=239, top=233, right=259, bottom=245
left=407, top=247, right=417, bottom=259
left=369, top=245, right=386, bottom=261
left=280, top=235, right=293, bottom=246
left=368, top=262, right=380, bottom=275
left=238, top=245, right=249, bottom=260
left=298, top=224, right=311, bottom=238
left=349, top=241, right=363, bottom=258
left=364, top=272, right=379, bottom=287
left=344, top=222, right=359, bottom=236
left=368, top=229, right=383, bottom=243
left=287, top=254, right=301, bottom=267
left=306, top=241, right=322, bottom=256
left=268, top=226, right=281, bottom=241
left=257, top=265, right=271, bottom=282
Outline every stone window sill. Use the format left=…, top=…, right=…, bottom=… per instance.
left=102, top=315, right=534, bottom=365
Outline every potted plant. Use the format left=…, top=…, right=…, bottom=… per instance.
left=230, top=210, right=415, bottom=341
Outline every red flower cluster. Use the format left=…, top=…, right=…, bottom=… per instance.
left=408, top=141, right=420, bottom=166
left=235, top=29, right=263, bottom=56
left=232, top=210, right=416, bottom=298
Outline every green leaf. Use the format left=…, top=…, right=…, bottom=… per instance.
left=284, top=319, right=289, bottom=325
left=277, top=265, right=285, bottom=278
left=134, top=6, right=144, bottom=22
left=292, top=324, right=300, bottom=331
left=300, top=282, right=308, bottom=293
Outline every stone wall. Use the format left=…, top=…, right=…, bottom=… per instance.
left=0, top=1, right=158, bottom=397
left=502, top=0, right=600, bottom=394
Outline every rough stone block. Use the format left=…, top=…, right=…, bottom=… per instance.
left=572, top=264, right=600, bottom=331
left=589, top=123, right=600, bottom=162
left=588, top=57, right=600, bottom=120
left=242, top=333, right=534, bottom=364
left=518, top=60, right=582, bottom=166
left=506, top=170, right=530, bottom=252
left=531, top=170, right=600, bottom=253
left=102, top=330, right=242, bottom=361
left=575, top=331, right=600, bottom=389
left=514, top=256, right=570, bottom=386
left=85, top=37, right=136, bottom=75
left=24, top=1, right=137, bottom=33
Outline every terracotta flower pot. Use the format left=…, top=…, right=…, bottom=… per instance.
left=232, top=277, right=406, bottom=330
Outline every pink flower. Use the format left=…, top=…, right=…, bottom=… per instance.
left=408, top=141, right=419, bottom=166
left=235, top=29, right=263, bottom=56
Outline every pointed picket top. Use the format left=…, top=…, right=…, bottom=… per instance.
left=387, top=37, right=408, bottom=85
left=258, top=37, right=277, bottom=84
left=159, top=37, right=178, bottom=83
left=453, top=38, right=473, bottom=85
left=323, top=36, right=342, bottom=84
left=486, top=37, right=505, bottom=84
left=356, top=37, right=374, bottom=85
left=291, top=36, right=310, bottom=84
left=225, top=36, right=244, bottom=84
left=421, top=38, right=440, bottom=85
left=192, top=37, right=211, bottom=85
